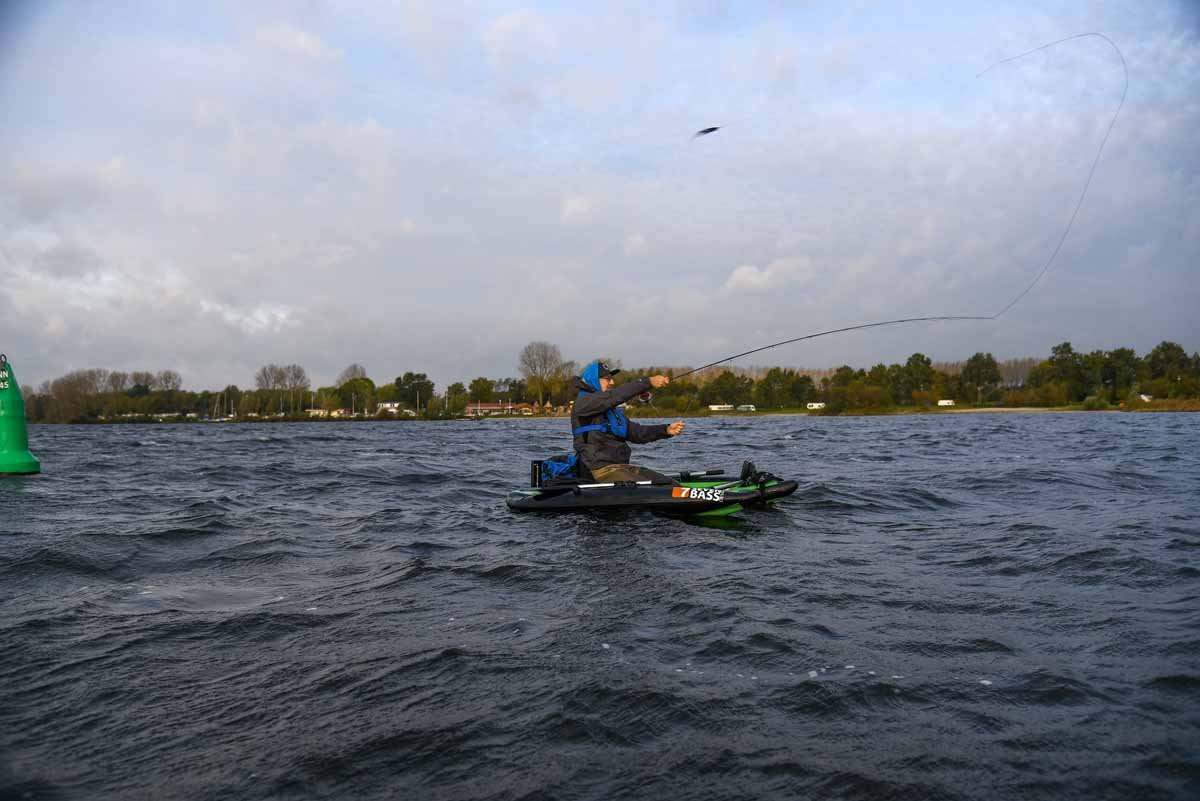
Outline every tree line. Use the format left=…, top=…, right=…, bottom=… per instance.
left=20, top=340, right=1198, bottom=423
left=643, top=341, right=1196, bottom=414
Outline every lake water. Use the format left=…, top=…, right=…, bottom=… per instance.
left=3, top=413, right=1198, bottom=800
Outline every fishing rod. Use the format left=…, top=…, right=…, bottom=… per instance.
left=673, top=315, right=992, bottom=380
left=674, top=33, right=1127, bottom=383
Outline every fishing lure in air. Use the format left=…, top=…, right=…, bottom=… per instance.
left=676, top=33, right=1128, bottom=381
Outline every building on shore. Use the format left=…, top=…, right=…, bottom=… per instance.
left=465, top=402, right=537, bottom=417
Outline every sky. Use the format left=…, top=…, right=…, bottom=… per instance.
left=1, top=0, right=1197, bottom=391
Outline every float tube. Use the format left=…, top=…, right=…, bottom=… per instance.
left=507, top=462, right=797, bottom=517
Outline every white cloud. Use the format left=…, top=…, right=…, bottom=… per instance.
left=484, top=9, right=558, bottom=72
left=256, top=23, right=342, bottom=63
left=199, top=301, right=300, bottom=335
left=95, top=156, right=127, bottom=183
left=44, top=314, right=67, bottom=338
left=723, top=257, right=815, bottom=292
left=560, top=194, right=593, bottom=224
left=623, top=233, right=648, bottom=257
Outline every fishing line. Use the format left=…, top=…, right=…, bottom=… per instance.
left=674, top=33, right=1127, bottom=382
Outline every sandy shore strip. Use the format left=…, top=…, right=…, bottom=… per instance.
left=944, top=406, right=1065, bottom=414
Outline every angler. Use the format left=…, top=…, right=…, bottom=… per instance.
left=569, top=360, right=684, bottom=483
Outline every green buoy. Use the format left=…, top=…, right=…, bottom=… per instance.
left=0, top=354, right=40, bottom=475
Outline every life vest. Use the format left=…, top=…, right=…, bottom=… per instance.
left=572, top=404, right=628, bottom=440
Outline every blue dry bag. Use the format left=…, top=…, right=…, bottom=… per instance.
left=535, top=453, right=579, bottom=485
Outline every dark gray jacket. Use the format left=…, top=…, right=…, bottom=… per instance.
left=571, top=376, right=671, bottom=474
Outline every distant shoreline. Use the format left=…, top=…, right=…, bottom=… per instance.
left=27, top=402, right=1197, bottom=425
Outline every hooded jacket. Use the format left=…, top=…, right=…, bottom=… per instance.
left=571, top=364, right=671, bottom=475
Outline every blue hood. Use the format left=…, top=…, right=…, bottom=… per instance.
left=580, top=361, right=603, bottom=393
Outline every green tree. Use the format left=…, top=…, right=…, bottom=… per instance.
left=494, top=377, right=526, bottom=403
left=960, top=352, right=1002, bottom=403
left=843, top=380, right=890, bottom=410
left=700, top=370, right=753, bottom=405
left=830, top=365, right=859, bottom=387
left=789, top=374, right=816, bottom=405
left=445, top=382, right=468, bottom=413
left=939, top=371, right=962, bottom=402
left=655, top=377, right=700, bottom=411
left=1082, top=350, right=1117, bottom=403
left=1107, top=347, right=1141, bottom=401
left=1146, top=341, right=1192, bottom=383
left=903, top=353, right=936, bottom=402
left=469, top=377, right=494, bottom=403
left=339, top=377, right=375, bottom=413
left=1047, top=342, right=1089, bottom=400
left=221, top=385, right=241, bottom=415
left=1026, top=360, right=1052, bottom=387
left=423, top=394, right=445, bottom=418
left=394, top=372, right=435, bottom=410
left=865, top=363, right=891, bottom=397
left=753, top=368, right=794, bottom=409
left=885, top=363, right=906, bottom=404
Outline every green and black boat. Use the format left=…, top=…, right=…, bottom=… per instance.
left=507, top=461, right=798, bottom=517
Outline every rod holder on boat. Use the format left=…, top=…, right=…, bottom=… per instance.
left=677, top=469, right=724, bottom=481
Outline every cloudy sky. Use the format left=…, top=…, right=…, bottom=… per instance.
left=2, top=0, right=1197, bottom=391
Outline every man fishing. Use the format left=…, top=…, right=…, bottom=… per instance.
left=571, top=360, right=685, bottom=483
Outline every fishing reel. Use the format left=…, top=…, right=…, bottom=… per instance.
left=635, top=391, right=653, bottom=404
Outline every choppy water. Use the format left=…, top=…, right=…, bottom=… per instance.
left=3, top=413, right=1199, bottom=800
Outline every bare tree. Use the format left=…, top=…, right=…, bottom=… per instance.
left=336, top=363, right=368, bottom=386
left=518, top=341, right=563, bottom=408
left=84, top=369, right=108, bottom=395
left=255, top=364, right=287, bottom=390
left=157, top=370, right=183, bottom=391
left=130, top=370, right=155, bottom=389
left=999, top=357, right=1039, bottom=388
left=48, top=368, right=107, bottom=420
left=107, top=371, right=130, bottom=393
left=283, top=364, right=310, bottom=391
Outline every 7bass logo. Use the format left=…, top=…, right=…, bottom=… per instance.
left=672, top=487, right=725, bottom=502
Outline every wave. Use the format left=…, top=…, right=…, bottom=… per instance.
left=6, top=414, right=1198, bottom=801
